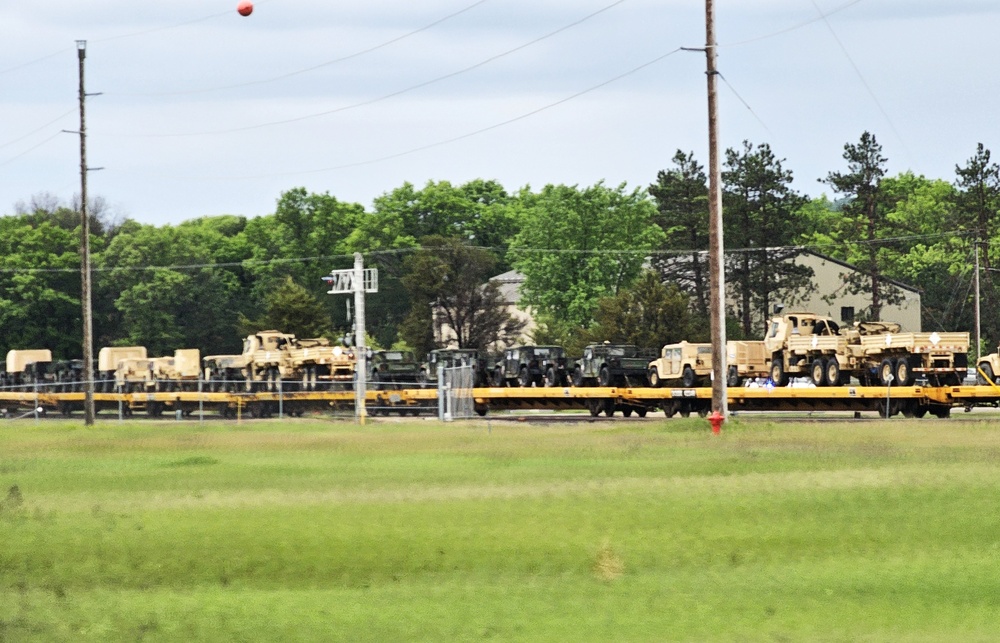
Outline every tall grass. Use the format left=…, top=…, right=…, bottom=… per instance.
left=2, top=417, right=1000, bottom=640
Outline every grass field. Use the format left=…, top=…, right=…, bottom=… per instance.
left=2, top=415, right=1000, bottom=641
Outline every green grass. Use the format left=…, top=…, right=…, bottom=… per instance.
left=3, top=416, right=1000, bottom=640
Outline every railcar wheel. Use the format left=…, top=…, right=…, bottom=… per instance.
left=622, top=407, right=633, bottom=418
left=588, top=401, right=602, bottom=417
left=636, top=407, right=647, bottom=418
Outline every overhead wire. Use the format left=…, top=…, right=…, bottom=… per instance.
left=720, top=0, right=865, bottom=47
left=0, top=108, right=77, bottom=151
left=126, top=46, right=684, bottom=181
left=809, top=0, right=912, bottom=161
left=105, top=0, right=631, bottom=138
left=109, top=0, right=493, bottom=97
left=0, top=132, right=67, bottom=169
left=0, top=230, right=977, bottom=274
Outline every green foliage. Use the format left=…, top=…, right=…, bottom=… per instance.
left=510, top=182, right=665, bottom=344
left=822, top=131, right=900, bottom=321
left=0, top=217, right=81, bottom=357
left=583, top=271, right=704, bottom=354
left=648, top=150, right=711, bottom=317
left=97, top=223, right=244, bottom=355
left=723, top=141, right=813, bottom=337
left=400, top=236, right=525, bottom=356
left=237, top=275, right=332, bottom=339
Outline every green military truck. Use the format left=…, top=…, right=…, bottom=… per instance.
left=572, top=343, right=656, bottom=387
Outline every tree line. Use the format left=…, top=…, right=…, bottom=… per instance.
left=2, top=131, right=997, bottom=361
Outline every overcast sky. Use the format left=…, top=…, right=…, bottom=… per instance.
left=2, top=0, right=998, bottom=225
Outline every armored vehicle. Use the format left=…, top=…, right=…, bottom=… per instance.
left=572, top=343, right=655, bottom=387
left=493, top=346, right=569, bottom=387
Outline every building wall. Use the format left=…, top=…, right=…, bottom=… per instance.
left=789, top=253, right=922, bottom=332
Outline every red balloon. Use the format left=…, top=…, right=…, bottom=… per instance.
left=237, top=1, right=253, bottom=16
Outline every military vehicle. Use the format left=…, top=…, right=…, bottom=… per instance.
left=421, top=348, right=491, bottom=387
left=754, top=312, right=969, bottom=387
left=203, top=331, right=356, bottom=392
left=98, top=346, right=148, bottom=392
left=647, top=342, right=713, bottom=388
left=493, top=346, right=569, bottom=387
left=572, top=343, right=655, bottom=387
left=368, top=350, right=424, bottom=389
left=2, top=349, right=53, bottom=390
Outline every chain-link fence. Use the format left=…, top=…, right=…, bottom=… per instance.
left=439, top=365, right=475, bottom=421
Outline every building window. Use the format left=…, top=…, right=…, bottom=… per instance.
left=841, top=306, right=855, bottom=323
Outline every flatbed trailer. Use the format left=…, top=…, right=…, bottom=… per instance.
left=5, top=383, right=1000, bottom=420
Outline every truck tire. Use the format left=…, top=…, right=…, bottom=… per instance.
left=727, top=365, right=740, bottom=387
left=545, top=367, right=557, bottom=387
left=894, top=358, right=913, bottom=387
left=825, top=358, right=842, bottom=387
left=572, top=367, right=584, bottom=387
left=518, top=366, right=530, bottom=387
left=649, top=368, right=661, bottom=388
left=494, top=368, right=504, bottom=387
left=599, top=366, right=612, bottom=387
left=979, top=363, right=995, bottom=385
left=810, top=359, right=827, bottom=387
left=681, top=365, right=696, bottom=388
left=879, top=358, right=895, bottom=386
left=770, top=359, right=789, bottom=387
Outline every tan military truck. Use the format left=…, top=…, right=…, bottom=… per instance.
left=647, top=342, right=713, bottom=388
left=725, top=341, right=772, bottom=386
left=758, top=312, right=968, bottom=387
left=203, top=331, right=355, bottom=392
left=98, top=346, right=147, bottom=392
left=3, top=349, right=53, bottom=389
left=117, top=349, right=203, bottom=392
left=978, top=348, right=1000, bottom=385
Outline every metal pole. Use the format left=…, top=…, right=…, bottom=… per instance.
left=76, top=40, right=95, bottom=426
left=354, top=253, right=368, bottom=424
left=975, top=242, right=981, bottom=362
left=705, top=0, right=728, bottom=415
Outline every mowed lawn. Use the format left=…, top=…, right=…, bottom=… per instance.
left=2, top=416, right=1000, bottom=641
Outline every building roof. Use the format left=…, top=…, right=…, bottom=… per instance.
left=489, top=270, right=526, bottom=305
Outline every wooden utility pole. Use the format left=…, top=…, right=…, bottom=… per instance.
left=76, top=40, right=95, bottom=425
left=705, top=0, right=728, bottom=415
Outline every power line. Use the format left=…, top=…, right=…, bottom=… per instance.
left=810, top=0, right=912, bottom=162
left=0, top=131, right=66, bottom=169
left=720, top=0, right=865, bottom=47
left=104, top=0, right=631, bottom=138
left=0, top=107, right=77, bottom=151
left=119, top=46, right=683, bottom=182
left=108, top=0, right=492, bottom=98
left=0, top=230, right=975, bottom=275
